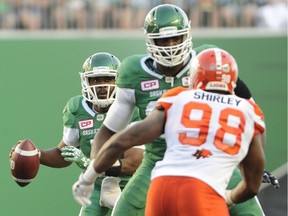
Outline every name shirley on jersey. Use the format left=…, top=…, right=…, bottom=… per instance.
left=194, top=91, right=241, bottom=106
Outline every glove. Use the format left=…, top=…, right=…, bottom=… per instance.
left=61, top=146, right=90, bottom=169
left=262, top=170, right=280, bottom=188
left=9, top=145, right=17, bottom=160
left=72, top=172, right=94, bottom=206
left=72, top=159, right=101, bottom=206
left=99, top=176, right=121, bottom=209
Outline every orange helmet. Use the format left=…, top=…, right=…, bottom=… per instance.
left=189, top=48, right=238, bottom=94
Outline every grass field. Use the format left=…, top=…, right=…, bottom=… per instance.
left=0, top=30, right=286, bottom=215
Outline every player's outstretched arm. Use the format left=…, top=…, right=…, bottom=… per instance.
left=93, top=108, right=165, bottom=174
left=225, top=134, right=265, bottom=205
left=121, top=147, right=144, bottom=176
left=39, top=139, right=71, bottom=168
left=90, top=124, right=115, bottom=159
left=72, top=108, right=165, bottom=206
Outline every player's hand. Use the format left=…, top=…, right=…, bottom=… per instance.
left=60, top=146, right=90, bottom=169
left=262, top=170, right=280, bottom=188
left=9, top=140, right=23, bottom=158
left=9, top=145, right=16, bottom=160
left=72, top=172, right=94, bottom=206
left=9, top=140, right=40, bottom=160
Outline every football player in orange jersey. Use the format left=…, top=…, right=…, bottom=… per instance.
left=72, top=48, right=265, bottom=216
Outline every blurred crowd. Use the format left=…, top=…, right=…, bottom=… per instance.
left=0, top=0, right=287, bottom=30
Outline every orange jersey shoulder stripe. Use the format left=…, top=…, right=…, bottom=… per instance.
left=246, top=99, right=264, bottom=120
left=156, top=87, right=187, bottom=111
left=162, top=86, right=187, bottom=98
left=246, top=99, right=265, bottom=135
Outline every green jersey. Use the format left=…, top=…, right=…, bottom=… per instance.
left=116, top=54, right=192, bottom=161
left=63, top=95, right=141, bottom=216
left=62, top=95, right=140, bottom=181
left=116, top=44, right=217, bottom=162
left=63, top=95, right=106, bottom=158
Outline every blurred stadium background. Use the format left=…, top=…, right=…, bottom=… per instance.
left=0, top=0, right=287, bottom=216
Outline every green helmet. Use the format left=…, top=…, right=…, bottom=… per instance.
left=143, top=4, right=192, bottom=67
left=80, top=52, right=121, bottom=107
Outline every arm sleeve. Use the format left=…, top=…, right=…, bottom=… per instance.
left=63, top=126, right=80, bottom=147
left=103, top=87, right=136, bottom=132
left=62, top=100, right=80, bottom=147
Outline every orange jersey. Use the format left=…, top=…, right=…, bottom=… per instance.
left=152, top=87, right=265, bottom=198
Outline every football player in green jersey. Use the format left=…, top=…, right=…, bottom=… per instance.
left=30, top=52, right=144, bottom=216
left=73, top=4, right=276, bottom=216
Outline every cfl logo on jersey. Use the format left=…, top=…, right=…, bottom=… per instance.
left=182, top=76, right=190, bottom=87
left=97, top=114, right=105, bottom=121
left=79, top=119, right=94, bottom=130
left=141, top=80, right=159, bottom=91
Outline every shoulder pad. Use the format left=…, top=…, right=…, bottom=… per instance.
left=117, top=54, right=147, bottom=88
left=120, top=54, right=146, bottom=69
left=63, top=95, right=83, bottom=114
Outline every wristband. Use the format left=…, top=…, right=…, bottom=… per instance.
left=105, top=159, right=122, bottom=177
left=225, top=190, right=235, bottom=207
left=83, top=159, right=102, bottom=183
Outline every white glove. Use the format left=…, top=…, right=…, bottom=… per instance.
left=100, top=176, right=121, bottom=209
left=61, top=146, right=90, bottom=169
left=72, top=159, right=101, bottom=206
left=72, top=172, right=94, bottom=206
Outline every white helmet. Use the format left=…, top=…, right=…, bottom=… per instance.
left=80, top=52, right=121, bottom=108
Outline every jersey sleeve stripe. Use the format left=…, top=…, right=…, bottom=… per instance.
left=161, top=86, right=187, bottom=98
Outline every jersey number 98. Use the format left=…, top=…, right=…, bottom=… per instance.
left=179, top=102, right=245, bottom=155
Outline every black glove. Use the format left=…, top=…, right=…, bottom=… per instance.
left=262, top=170, right=280, bottom=189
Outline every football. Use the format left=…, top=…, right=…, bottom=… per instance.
left=10, top=139, right=40, bottom=187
